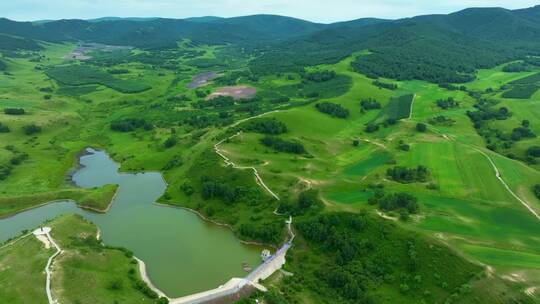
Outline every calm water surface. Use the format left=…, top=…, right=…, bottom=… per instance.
left=0, top=149, right=261, bottom=297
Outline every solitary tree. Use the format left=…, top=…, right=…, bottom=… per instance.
left=416, top=123, right=427, bottom=132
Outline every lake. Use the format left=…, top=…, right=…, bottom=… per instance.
left=0, top=148, right=261, bottom=297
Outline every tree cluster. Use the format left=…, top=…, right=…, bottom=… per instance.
left=200, top=176, right=259, bottom=205
left=4, top=108, right=25, bottom=115
left=242, top=118, right=288, bottom=135
left=502, top=62, right=531, bottom=72
left=194, top=96, right=235, bottom=109
left=23, top=124, right=41, bottom=135
left=467, top=100, right=512, bottom=129
left=372, top=80, right=397, bottom=90
left=436, top=97, right=459, bottom=109
left=369, top=191, right=420, bottom=215
left=360, top=98, right=381, bottom=111
left=302, top=70, right=336, bottom=82
left=316, top=102, right=350, bottom=119
left=438, top=83, right=467, bottom=91
left=0, top=122, right=10, bottom=133
left=416, top=123, right=427, bottom=132
left=0, top=148, right=29, bottom=180
left=428, top=115, right=455, bottom=126
left=533, top=184, right=540, bottom=200
left=387, top=166, right=430, bottom=183
left=110, top=118, right=153, bottom=132
left=260, top=136, right=306, bottom=154
left=239, top=221, right=282, bottom=244
left=526, top=146, right=540, bottom=158
left=276, top=189, right=323, bottom=216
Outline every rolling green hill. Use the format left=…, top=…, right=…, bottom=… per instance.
left=1, top=5, right=540, bottom=304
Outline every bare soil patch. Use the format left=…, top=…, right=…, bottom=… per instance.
left=64, top=43, right=131, bottom=61
left=187, top=71, right=220, bottom=89
left=207, top=86, right=257, bottom=100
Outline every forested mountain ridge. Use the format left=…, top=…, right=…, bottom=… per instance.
left=2, top=6, right=540, bottom=82
left=0, top=15, right=324, bottom=49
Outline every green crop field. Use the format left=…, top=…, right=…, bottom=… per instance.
left=373, top=94, right=414, bottom=122
left=510, top=72, right=540, bottom=85
left=502, top=84, right=540, bottom=99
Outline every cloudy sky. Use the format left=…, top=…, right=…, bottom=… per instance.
left=2, top=0, right=539, bottom=23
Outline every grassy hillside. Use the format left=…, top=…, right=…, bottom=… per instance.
left=250, top=212, right=532, bottom=304
left=0, top=13, right=539, bottom=303
left=0, top=214, right=166, bottom=304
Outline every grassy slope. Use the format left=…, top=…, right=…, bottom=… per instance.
left=218, top=55, right=540, bottom=300
left=0, top=235, right=50, bottom=304
left=0, top=184, right=117, bottom=216
left=50, top=214, right=159, bottom=303
left=0, top=214, right=161, bottom=304
left=1, top=41, right=539, bottom=303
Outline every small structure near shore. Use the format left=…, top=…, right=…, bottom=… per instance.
left=261, top=249, right=271, bottom=261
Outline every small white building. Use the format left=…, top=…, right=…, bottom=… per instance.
left=261, top=249, right=271, bottom=261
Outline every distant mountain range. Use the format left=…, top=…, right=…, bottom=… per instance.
left=2, top=5, right=540, bottom=83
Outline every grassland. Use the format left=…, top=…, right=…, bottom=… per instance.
left=0, top=214, right=164, bottom=304
left=1, top=41, right=539, bottom=303
left=0, top=233, right=50, bottom=303
left=216, top=54, right=540, bottom=301
left=0, top=184, right=118, bottom=216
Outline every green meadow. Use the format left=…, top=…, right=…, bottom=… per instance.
left=0, top=38, right=539, bottom=303
left=218, top=55, right=540, bottom=292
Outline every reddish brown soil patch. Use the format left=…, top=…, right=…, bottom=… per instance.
left=207, top=86, right=257, bottom=100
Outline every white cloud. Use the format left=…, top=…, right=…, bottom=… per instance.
left=2, top=0, right=539, bottom=22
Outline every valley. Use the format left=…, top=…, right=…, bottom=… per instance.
left=1, top=5, right=540, bottom=304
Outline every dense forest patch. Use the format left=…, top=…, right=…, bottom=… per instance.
left=46, top=65, right=151, bottom=93
left=238, top=118, right=288, bottom=135
left=276, top=74, right=352, bottom=99
left=279, top=212, right=485, bottom=304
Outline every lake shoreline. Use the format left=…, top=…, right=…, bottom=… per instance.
left=154, top=202, right=277, bottom=249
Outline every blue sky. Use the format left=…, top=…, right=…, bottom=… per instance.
left=2, top=0, right=539, bottom=23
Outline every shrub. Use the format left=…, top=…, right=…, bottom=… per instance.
left=527, top=146, right=540, bottom=158
left=180, top=183, right=194, bottom=196
left=4, top=108, right=25, bottom=115
left=416, top=123, right=427, bottom=132
left=107, top=278, right=124, bottom=291
left=23, top=124, right=41, bottom=135
left=365, top=123, right=379, bottom=133
left=163, top=136, right=177, bottom=148
left=533, top=184, right=540, bottom=199
left=0, top=122, right=10, bottom=133
left=0, top=163, right=12, bottom=180
left=110, top=118, right=153, bottom=132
